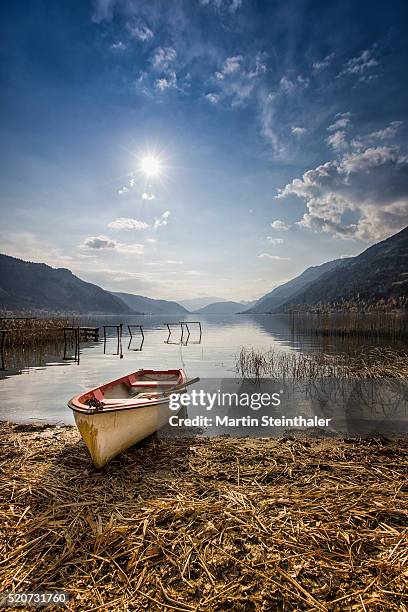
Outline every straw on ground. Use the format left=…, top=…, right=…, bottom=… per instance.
left=0, top=422, right=406, bottom=610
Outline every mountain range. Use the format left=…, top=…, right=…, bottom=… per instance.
left=1, top=227, right=406, bottom=315
left=111, top=292, right=188, bottom=315
left=193, top=301, right=246, bottom=314
left=245, top=226, right=408, bottom=313
left=0, top=254, right=132, bottom=314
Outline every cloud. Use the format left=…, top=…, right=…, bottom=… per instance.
left=91, top=0, right=116, bottom=23
left=339, top=49, right=378, bottom=80
left=110, top=41, right=126, bottom=51
left=266, top=237, right=284, bottom=245
left=200, top=0, right=242, bottom=13
left=327, top=113, right=351, bottom=131
left=270, top=220, right=290, bottom=231
left=153, top=210, right=171, bottom=228
left=155, top=71, right=177, bottom=91
left=151, top=46, right=177, bottom=70
left=259, top=74, right=309, bottom=157
left=368, top=121, right=403, bottom=140
left=326, top=130, right=348, bottom=151
left=108, top=218, right=150, bottom=230
left=258, top=253, right=290, bottom=260
left=82, top=235, right=144, bottom=254
left=128, top=24, right=153, bottom=41
left=291, top=126, right=306, bottom=136
left=222, top=55, right=242, bottom=75
left=83, top=235, right=116, bottom=249
left=141, top=192, right=155, bottom=200
left=279, top=75, right=309, bottom=95
left=118, top=186, right=129, bottom=195
left=211, top=53, right=267, bottom=108
left=276, top=143, right=408, bottom=241
left=205, top=92, right=220, bottom=104
left=312, top=53, right=335, bottom=71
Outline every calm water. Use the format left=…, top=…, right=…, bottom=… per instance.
left=0, top=314, right=405, bottom=428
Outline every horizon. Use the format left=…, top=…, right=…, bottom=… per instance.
left=1, top=1, right=408, bottom=301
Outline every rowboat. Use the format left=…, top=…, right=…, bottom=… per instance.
left=68, top=369, right=195, bottom=468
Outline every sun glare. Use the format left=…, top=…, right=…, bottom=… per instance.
left=140, top=155, right=161, bottom=177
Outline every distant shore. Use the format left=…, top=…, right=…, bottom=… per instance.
left=0, top=421, right=406, bottom=610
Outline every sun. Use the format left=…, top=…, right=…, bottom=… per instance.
left=140, top=155, right=161, bottom=177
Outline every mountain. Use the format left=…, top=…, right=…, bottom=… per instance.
left=194, top=301, right=245, bottom=314
left=112, top=292, right=189, bottom=315
left=0, top=254, right=133, bottom=314
left=179, top=297, right=228, bottom=311
left=246, top=258, right=350, bottom=314
left=181, top=297, right=257, bottom=311
left=278, top=226, right=408, bottom=310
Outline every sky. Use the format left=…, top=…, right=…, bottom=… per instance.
left=1, top=0, right=408, bottom=301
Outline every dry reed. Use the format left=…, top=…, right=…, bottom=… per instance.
left=236, top=347, right=408, bottom=380
left=0, top=318, right=75, bottom=348
left=289, top=313, right=408, bottom=340
left=0, top=422, right=406, bottom=610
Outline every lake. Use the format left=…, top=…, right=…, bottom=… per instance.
left=0, top=314, right=406, bottom=434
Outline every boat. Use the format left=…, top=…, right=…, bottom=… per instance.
left=68, top=369, right=197, bottom=468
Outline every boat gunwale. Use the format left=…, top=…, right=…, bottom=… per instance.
left=68, top=368, right=185, bottom=415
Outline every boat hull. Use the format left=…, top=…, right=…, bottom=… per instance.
left=74, top=399, right=176, bottom=468
left=68, top=368, right=187, bottom=467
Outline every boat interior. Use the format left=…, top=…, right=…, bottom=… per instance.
left=70, top=369, right=184, bottom=412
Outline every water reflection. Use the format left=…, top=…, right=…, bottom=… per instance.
left=0, top=314, right=406, bottom=425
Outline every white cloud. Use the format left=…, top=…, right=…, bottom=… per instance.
left=82, top=235, right=144, bottom=254
left=258, top=253, right=290, bottom=260
left=151, top=46, right=177, bottom=70
left=266, top=237, right=284, bottom=245
left=110, top=41, right=126, bottom=51
left=153, top=210, right=171, bottom=229
left=108, top=218, right=150, bottom=230
left=128, top=24, right=153, bottom=41
left=339, top=49, right=378, bottom=80
left=117, top=243, right=145, bottom=254
left=223, top=55, right=242, bottom=75
left=270, top=220, right=290, bottom=231
left=118, top=186, right=129, bottom=195
left=141, top=192, right=155, bottom=200
left=291, top=126, right=306, bottom=135
left=155, top=71, right=177, bottom=91
left=367, top=121, right=403, bottom=142
left=205, top=92, right=220, bottom=104
left=312, top=53, right=335, bottom=71
left=326, top=130, right=348, bottom=151
left=200, top=0, right=242, bottom=13
left=327, top=113, right=351, bottom=131
left=276, top=143, right=408, bottom=242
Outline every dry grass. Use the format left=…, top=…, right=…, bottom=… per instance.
left=289, top=313, right=408, bottom=340
left=236, top=347, right=408, bottom=380
left=0, top=422, right=407, bottom=610
left=0, top=318, right=74, bottom=347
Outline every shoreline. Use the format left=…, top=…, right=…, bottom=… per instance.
left=0, top=421, right=406, bottom=610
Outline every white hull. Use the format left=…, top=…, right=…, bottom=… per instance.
left=74, top=399, right=176, bottom=468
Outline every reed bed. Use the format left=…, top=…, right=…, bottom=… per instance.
left=0, top=318, right=74, bottom=347
left=289, top=313, right=408, bottom=340
left=236, top=347, right=408, bottom=379
left=0, top=422, right=406, bottom=610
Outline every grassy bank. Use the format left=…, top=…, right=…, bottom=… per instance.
left=288, top=312, right=408, bottom=340
left=0, top=317, right=75, bottom=347
left=236, top=346, right=408, bottom=379
left=0, top=422, right=406, bottom=610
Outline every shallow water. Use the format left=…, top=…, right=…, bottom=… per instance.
left=0, top=314, right=406, bottom=428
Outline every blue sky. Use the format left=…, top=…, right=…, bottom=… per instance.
left=1, top=0, right=407, bottom=300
